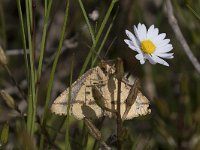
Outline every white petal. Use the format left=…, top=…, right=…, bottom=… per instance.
left=146, top=55, right=156, bottom=64
left=156, top=44, right=173, bottom=53
left=140, top=24, right=147, bottom=40
left=151, top=38, right=160, bottom=46
left=140, top=59, right=145, bottom=64
left=134, top=25, right=142, bottom=41
left=135, top=53, right=144, bottom=60
left=126, top=24, right=173, bottom=67
left=125, top=30, right=135, bottom=41
left=138, top=23, right=142, bottom=31
left=124, top=39, right=137, bottom=51
left=152, top=54, right=169, bottom=66
left=156, top=39, right=170, bottom=47
left=125, top=30, right=140, bottom=48
left=135, top=53, right=146, bottom=64
left=140, top=57, right=146, bottom=64
left=156, top=53, right=174, bottom=59
left=147, top=25, right=155, bottom=39
left=157, top=33, right=166, bottom=41
left=149, top=27, right=159, bottom=40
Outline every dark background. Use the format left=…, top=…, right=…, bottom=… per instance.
left=0, top=0, right=200, bottom=149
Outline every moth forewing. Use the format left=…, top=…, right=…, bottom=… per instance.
left=51, top=65, right=109, bottom=119
left=50, top=89, right=71, bottom=115
left=51, top=67, right=99, bottom=115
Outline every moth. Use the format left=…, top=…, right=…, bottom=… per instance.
left=51, top=60, right=151, bottom=120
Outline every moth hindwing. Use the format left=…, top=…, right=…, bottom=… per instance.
left=51, top=60, right=151, bottom=120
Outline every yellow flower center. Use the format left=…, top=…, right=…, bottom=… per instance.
left=140, top=40, right=156, bottom=54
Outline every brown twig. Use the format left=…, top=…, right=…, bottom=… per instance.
left=122, top=79, right=139, bottom=121
left=116, top=58, right=124, bottom=150
left=165, top=0, right=200, bottom=74
left=116, top=78, right=122, bottom=150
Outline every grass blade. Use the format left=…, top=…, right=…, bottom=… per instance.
left=65, top=55, right=74, bottom=150
left=37, top=0, right=53, bottom=81
left=92, top=8, right=118, bottom=66
left=186, top=4, right=200, bottom=20
left=79, top=0, right=118, bottom=76
left=0, top=0, right=7, bottom=48
left=78, top=0, right=95, bottom=44
left=25, top=0, right=36, bottom=135
left=16, top=0, right=30, bottom=89
left=39, top=0, right=70, bottom=148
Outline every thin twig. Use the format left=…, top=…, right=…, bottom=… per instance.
left=5, top=49, right=30, bottom=56
left=165, top=0, right=200, bottom=74
left=3, top=65, right=26, bottom=100
left=117, top=78, right=122, bottom=150
left=116, top=58, right=123, bottom=150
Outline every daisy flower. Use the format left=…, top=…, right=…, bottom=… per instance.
left=124, top=23, right=173, bottom=66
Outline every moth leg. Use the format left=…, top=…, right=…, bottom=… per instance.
left=96, top=66, right=109, bottom=86
left=122, top=79, right=140, bottom=120
left=99, top=59, right=117, bottom=77
left=92, top=85, right=117, bottom=114
left=101, top=58, right=124, bottom=78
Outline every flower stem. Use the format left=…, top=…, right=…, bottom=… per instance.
left=39, top=0, right=70, bottom=148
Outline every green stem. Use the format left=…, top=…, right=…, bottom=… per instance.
left=0, top=0, right=6, bottom=48
left=37, top=0, right=53, bottom=82
left=78, top=0, right=95, bottom=44
left=36, top=3, right=53, bottom=147
left=25, top=0, right=36, bottom=135
left=79, top=0, right=118, bottom=76
left=91, top=9, right=118, bottom=66
left=186, top=4, right=200, bottom=20
left=43, top=0, right=69, bottom=127
left=44, top=0, right=48, bottom=16
left=65, top=55, right=74, bottom=150
left=32, top=0, right=37, bottom=64
left=39, top=0, right=70, bottom=148
left=16, top=0, right=30, bottom=89
left=28, top=0, right=33, bottom=29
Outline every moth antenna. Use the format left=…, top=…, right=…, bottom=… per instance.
left=104, top=36, right=117, bottom=59
left=82, top=41, right=104, bottom=62
left=99, top=7, right=119, bottom=61
left=83, top=42, right=92, bottom=49
left=88, top=7, right=119, bottom=63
